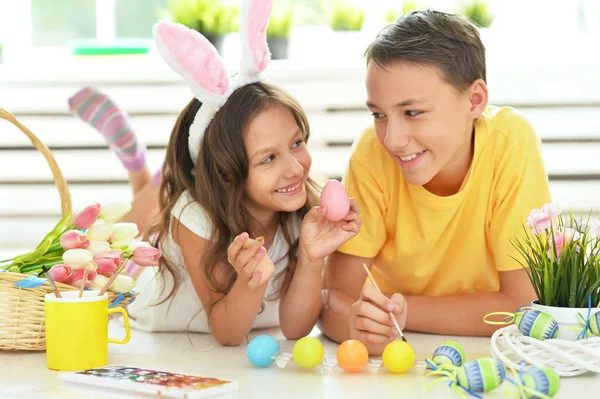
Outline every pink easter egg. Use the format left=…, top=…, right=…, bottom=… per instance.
left=320, top=180, right=350, bottom=221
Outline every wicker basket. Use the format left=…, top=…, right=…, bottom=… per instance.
left=491, top=325, right=600, bottom=377
left=0, top=108, right=137, bottom=351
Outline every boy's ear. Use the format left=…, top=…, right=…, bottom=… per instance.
left=467, top=79, right=488, bottom=118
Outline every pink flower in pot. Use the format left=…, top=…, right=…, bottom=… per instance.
left=527, top=203, right=561, bottom=234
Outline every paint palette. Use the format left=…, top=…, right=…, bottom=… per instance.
left=58, top=365, right=238, bottom=398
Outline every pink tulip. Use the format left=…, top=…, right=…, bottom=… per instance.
left=74, top=203, right=101, bottom=230
left=48, top=264, right=73, bottom=283
left=94, top=253, right=122, bottom=276
left=527, top=203, right=561, bottom=234
left=132, top=246, right=161, bottom=266
left=70, top=269, right=97, bottom=289
left=59, top=230, right=90, bottom=250
left=110, top=249, right=124, bottom=264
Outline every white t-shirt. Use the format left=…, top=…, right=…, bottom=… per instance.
left=127, top=190, right=300, bottom=332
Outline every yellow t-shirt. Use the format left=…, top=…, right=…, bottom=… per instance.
left=338, top=106, right=551, bottom=296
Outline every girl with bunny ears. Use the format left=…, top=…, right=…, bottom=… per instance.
left=126, top=0, right=361, bottom=345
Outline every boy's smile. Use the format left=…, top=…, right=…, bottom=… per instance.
left=366, top=61, right=487, bottom=196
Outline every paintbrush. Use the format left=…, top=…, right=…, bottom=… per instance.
left=242, top=236, right=264, bottom=249
left=78, top=267, right=89, bottom=299
left=362, top=263, right=407, bottom=342
left=41, top=265, right=62, bottom=299
left=97, top=261, right=128, bottom=296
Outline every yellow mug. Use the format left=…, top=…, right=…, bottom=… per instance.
left=44, top=290, right=131, bottom=371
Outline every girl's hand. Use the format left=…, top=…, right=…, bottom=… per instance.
left=227, top=233, right=275, bottom=289
left=299, top=198, right=361, bottom=262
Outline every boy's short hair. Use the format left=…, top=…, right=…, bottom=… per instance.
left=365, top=9, right=486, bottom=91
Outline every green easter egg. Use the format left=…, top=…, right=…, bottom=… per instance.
left=522, top=365, right=560, bottom=398
left=515, top=309, right=559, bottom=340
left=457, top=358, right=505, bottom=393
left=432, top=341, right=466, bottom=367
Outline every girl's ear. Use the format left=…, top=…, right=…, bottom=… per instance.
left=153, top=21, right=230, bottom=104
left=239, top=0, right=274, bottom=77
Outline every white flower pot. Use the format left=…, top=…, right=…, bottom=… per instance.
left=531, top=301, right=590, bottom=341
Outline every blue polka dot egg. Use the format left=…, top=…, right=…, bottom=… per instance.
left=432, top=341, right=466, bottom=368
left=246, top=335, right=280, bottom=368
left=456, top=358, right=506, bottom=393
left=514, top=309, right=559, bottom=340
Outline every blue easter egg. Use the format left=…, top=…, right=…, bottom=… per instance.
left=246, top=335, right=280, bottom=368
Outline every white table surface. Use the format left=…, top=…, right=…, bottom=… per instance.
left=1, top=319, right=598, bottom=399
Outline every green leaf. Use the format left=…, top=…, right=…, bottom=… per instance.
left=11, top=213, right=72, bottom=265
left=20, top=260, right=64, bottom=274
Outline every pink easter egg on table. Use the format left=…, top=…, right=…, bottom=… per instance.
left=320, top=180, right=350, bottom=222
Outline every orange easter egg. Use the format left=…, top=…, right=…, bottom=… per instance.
left=336, top=340, right=369, bottom=372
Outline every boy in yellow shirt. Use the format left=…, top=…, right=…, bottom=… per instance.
left=319, top=10, right=551, bottom=355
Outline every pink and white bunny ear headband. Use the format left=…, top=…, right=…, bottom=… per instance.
left=153, top=0, right=273, bottom=165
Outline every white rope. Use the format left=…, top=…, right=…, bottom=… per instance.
left=491, top=325, right=600, bottom=377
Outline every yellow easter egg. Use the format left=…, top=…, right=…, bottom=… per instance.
left=383, top=340, right=415, bottom=373
left=292, top=337, right=324, bottom=369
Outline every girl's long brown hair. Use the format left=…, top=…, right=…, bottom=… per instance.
left=146, top=82, right=319, bottom=310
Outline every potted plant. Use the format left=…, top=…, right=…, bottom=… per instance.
left=329, top=1, right=364, bottom=32
left=326, top=1, right=365, bottom=61
left=267, top=5, right=293, bottom=60
left=168, top=0, right=239, bottom=53
left=459, top=0, right=494, bottom=28
left=512, top=203, right=600, bottom=340
left=384, top=1, right=420, bottom=24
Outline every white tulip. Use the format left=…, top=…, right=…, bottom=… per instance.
left=62, top=249, right=93, bottom=268
left=87, top=222, right=115, bottom=242
left=100, top=202, right=132, bottom=223
left=112, top=223, right=139, bottom=241
left=90, top=274, right=109, bottom=291
left=108, top=274, right=136, bottom=294
left=110, top=238, right=135, bottom=250
left=87, top=240, right=112, bottom=255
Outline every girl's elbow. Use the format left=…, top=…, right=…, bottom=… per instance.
left=210, top=323, right=245, bottom=346
left=280, top=324, right=312, bottom=341
left=213, top=332, right=244, bottom=347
